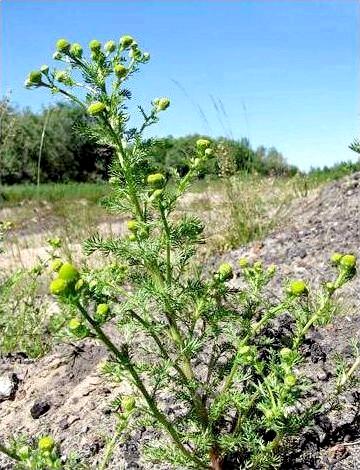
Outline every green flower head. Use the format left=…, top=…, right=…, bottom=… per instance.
left=156, top=97, right=170, bottom=111
left=50, top=278, right=67, bottom=295
left=89, top=39, right=101, bottom=52
left=196, top=139, right=211, bottom=151
left=330, top=252, right=343, bottom=265
left=284, top=374, right=297, bottom=387
left=75, top=278, right=85, bottom=291
left=147, top=173, right=166, bottom=189
left=58, top=262, right=79, bottom=282
left=104, top=40, right=116, bottom=53
left=69, top=43, right=83, bottom=58
left=17, top=445, right=30, bottom=460
left=127, top=220, right=139, bottom=232
left=97, top=303, right=110, bottom=316
left=204, top=147, right=214, bottom=157
left=56, top=38, right=70, bottom=53
left=218, top=262, right=233, bottom=282
left=38, top=436, right=55, bottom=452
left=27, top=70, right=42, bottom=85
left=340, top=254, right=356, bottom=270
left=149, top=188, right=164, bottom=202
left=68, top=318, right=82, bottom=331
left=55, top=70, right=70, bottom=84
left=288, top=279, right=308, bottom=296
left=51, top=258, right=63, bottom=272
left=114, top=64, right=128, bottom=78
left=120, top=35, right=135, bottom=49
left=238, top=258, right=249, bottom=268
left=122, top=395, right=136, bottom=412
left=87, top=102, right=106, bottom=116
left=279, top=348, right=292, bottom=361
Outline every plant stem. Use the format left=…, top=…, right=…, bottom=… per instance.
left=159, top=203, right=172, bottom=284
left=75, top=302, right=208, bottom=469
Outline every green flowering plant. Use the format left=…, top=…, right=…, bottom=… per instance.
left=0, top=435, right=85, bottom=469
left=17, top=35, right=360, bottom=469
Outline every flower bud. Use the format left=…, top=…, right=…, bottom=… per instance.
left=68, top=318, right=82, bottom=331
left=87, top=102, right=106, bottom=116
left=284, top=374, right=297, bottom=387
left=330, top=252, right=343, bottom=265
left=253, top=261, right=262, bottom=271
left=56, top=39, right=70, bottom=53
left=38, top=436, right=55, bottom=452
left=127, top=220, right=139, bottom=232
left=218, top=262, right=233, bottom=281
left=89, top=39, right=101, bottom=52
left=279, top=348, right=292, bottom=361
left=114, top=64, right=127, bottom=78
left=288, top=280, right=308, bottom=296
left=267, top=264, right=276, bottom=276
left=120, top=35, right=135, bottom=49
left=96, top=303, right=110, bottom=316
left=55, top=71, right=70, bottom=84
left=58, top=262, right=79, bottom=282
left=238, top=258, right=249, bottom=268
left=147, top=173, right=166, bottom=188
left=75, top=278, right=85, bottom=291
left=17, top=445, right=30, bottom=460
left=143, top=52, right=150, bottom=61
left=204, top=147, right=214, bottom=157
left=104, top=40, right=116, bottom=53
left=27, top=70, right=42, bottom=85
left=51, top=259, right=63, bottom=272
left=40, top=64, right=49, bottom=74
left=69, top=43, right=83, bottom=58
left=196, top=139, right=211, bottom=151
left=154, top=97, right=170, bottom=112
left=325, top=281, right=335, bottom=293
left=128, top=233, right=137, bottom=242
left=149, top=189, right=164, bottom=202
left=50, top=278, right=67, bottom=295
left=52, top=51, right=62, bottom=60
left=340, top=254, right=356, bottom=270
left=121, top=395, right=136, bottom=412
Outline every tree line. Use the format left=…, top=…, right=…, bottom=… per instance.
left=0, top=98, right=297, bottom=185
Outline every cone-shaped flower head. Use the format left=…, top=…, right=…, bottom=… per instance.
left=87, top=102, right=106, bottom=116
left=104, top=40, right=116, bottom=53
left=340, top=254, right=356, bottom=270
left=50, top=278, right=67, bottom=295
left=218, top=262, right=233, bottom=281
left=69, top=43, right=83, bottom=58
left=238, top=258, right=249, bottom=268
left=89, top=39, right=101, bottom=52
left=27, top=70, right=42, bottom=85
left=155, top=97, right=170, bottom=111
left=56, top=38, right=70, bottom=53
left=147, top=173, right=166, bottom=189
left=38, top=436, right=55, bottom=452
left=279, top=348, right=292, bottom=361
left=58, top=262, right=79, bottom=282
left=330, top=252, right=343, bottom=265
left=68, top=318, right=82, bottom=331
left=55, top=71, right=70, bottom=84
left=284, top=374, right=297, bottom=387
left=288, top=280, right=308, bottom=296
left=122, top=395, right=136, bottom=412
left=40, top=65, right=49, bottom=74
left=114, top=64, right=127, bottom=78
left=120, top=35, right=135, bottom=49
left=96, top=303, right=110, bottom=316
left=127, top=220, right=139, bottom=232
left=51, top=259, right=63, bottom=272
left=196, top=138, right=211, bottom=151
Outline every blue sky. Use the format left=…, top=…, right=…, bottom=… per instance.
left=1, top=0, right=358, bottom=170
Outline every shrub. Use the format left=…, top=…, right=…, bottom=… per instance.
left=2, top=34, right=357, bottom=469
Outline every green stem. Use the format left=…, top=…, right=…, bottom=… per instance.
left=75, top=302, right=207, bottom=469
left=159, top=203, right=172, bottom=284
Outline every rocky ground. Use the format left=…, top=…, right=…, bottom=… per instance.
left=0, top=173, right=359, bottom=469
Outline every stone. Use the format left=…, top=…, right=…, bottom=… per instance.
left=30, top=399, right=51, bottom=419
left=0, top=374, right=17, bottom=401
